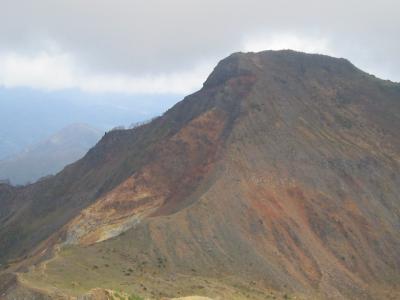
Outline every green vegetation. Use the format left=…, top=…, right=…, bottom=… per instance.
left=128, top=294, right=144, bottom=300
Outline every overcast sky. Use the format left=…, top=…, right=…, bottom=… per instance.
left=0, top=0, right=399, bottom=94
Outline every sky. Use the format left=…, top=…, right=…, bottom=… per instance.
left=0, top=0, right=399, bottom=95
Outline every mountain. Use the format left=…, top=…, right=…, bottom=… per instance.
left=0, top=50, right=400, bottom=300
left=0, top=123, right=102, bottom=185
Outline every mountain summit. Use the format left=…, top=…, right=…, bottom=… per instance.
left=1, top=50, right=400, bottom=300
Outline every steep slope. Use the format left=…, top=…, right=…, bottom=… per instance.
left=0, top=59, right=250, bottom=265
left=0, top=123, right=102, bottom=185
left=1, top=50, right=400, bottom=300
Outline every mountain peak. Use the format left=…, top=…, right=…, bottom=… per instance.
left=204, top=50, right=358, bottom=89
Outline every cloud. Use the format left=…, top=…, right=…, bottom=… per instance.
left=0, top=0, right=398, bottom=94
left=243, top=34, right=334, bottom=56
left=80, top=64, right=213, bottom=94
left=0, top=50, right=75, bottom=91
left=0, top=49, right=213, bottom=94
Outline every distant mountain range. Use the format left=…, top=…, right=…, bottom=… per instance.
left=1, top=51, right=399, bottom=300
left=0, top=123, right=102, bottom=185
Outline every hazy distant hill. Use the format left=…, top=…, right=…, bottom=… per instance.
left=0, top=123, right=102, bottom=185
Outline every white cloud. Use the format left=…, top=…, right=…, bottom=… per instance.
left=243, top=33, right=334, bottom=56
left=0, top=49, right=213, bottom=94
left=0, top=31, right=396, bottom=95
left=0, top=34, right=336, bottom=95
left=0, top=51, right=76, bottom=90
left=80, top=64, right=213, bottom=94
